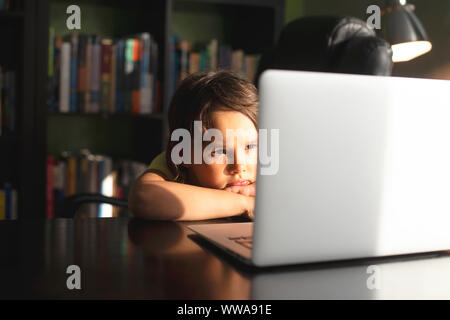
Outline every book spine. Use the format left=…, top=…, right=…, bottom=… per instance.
left=53, top=36, right=62, bottom=112
left=109, top=43, right=116, bottom=114
left=115, top=40, right=124, bottom=113
left=96, top=156, right=104, bottom=217
left=77, top=35, right=87, bottom=114
left=124, top=38, right=134, bottom=114
left=48, top=28, right=55, bottom=112
left=54, top=160, right=65, bottom=208
left=98, top=157, right=113, bottom=218
left=85, top=36, right=92, bottom=113
left=90, top=36, right=101, bottom=113
left=171, top=35, right=179, bottom=94
left=179, top=40, right=190, bottom=81
left=69, top=33, right=79, bottom=112
left=208, top=39, right=217, bottom=71
left=199, top=50, right=207, bottom=72
left=67, top=156, right=76, bottom=196
left=100, top=39, right=113, bottom=114
left=131, top=39, right=141, bottom=114
left=140, top=33, right=151, bottom=114
left=46, top=156, right=55, bottom=219
left=151, top=40, right=159, bottom=113
left=59, top=42, right=71, bottom=113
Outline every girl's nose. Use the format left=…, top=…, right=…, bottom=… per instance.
left=228, top=162, right=246, bottom=175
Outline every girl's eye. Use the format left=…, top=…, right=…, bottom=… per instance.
left=246, top=143, right=257, bottom=150
left=213, top=149, right=226, bottom=156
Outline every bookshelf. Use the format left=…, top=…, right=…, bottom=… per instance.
left=0, top=0, right=284, bottom=218
left=0, top=0, right=46, bottom=219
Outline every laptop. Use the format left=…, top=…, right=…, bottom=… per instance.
left=189, top=69, right=450, bottom=267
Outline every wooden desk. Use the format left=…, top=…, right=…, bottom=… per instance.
left=1, top=218, right=450, bottom=299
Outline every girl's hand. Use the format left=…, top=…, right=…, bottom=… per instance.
left=240, top=195, right=255, bottom=220
left=223, top=183, right=256, bottom=197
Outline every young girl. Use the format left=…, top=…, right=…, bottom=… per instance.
left=129, top=71, right=258, bottom=221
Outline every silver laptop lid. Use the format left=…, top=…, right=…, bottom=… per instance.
left=253, top=70, right=450, bottom=267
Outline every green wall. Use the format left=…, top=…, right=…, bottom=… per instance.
left=285, top=0, right=303, bottom=24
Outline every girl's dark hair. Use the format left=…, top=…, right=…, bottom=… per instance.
left=165, top=70, right=259, bottom=182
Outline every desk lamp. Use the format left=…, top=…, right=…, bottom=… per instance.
left=382, top=0, right=432, bottom=62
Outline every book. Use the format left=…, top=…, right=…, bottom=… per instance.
left=100, top=39, right=113, bottom=113
left=140, top=33, right=151, bottom=114
left=48, top=28, right=55, bottom=111
left=114, top=40, right=124, bottom=113
left=77, top=34, right=88, bottom=113
left=84, top=36, right=92, bottom=113
left=67, top=156, right=77, bottom=196
left=69, top=33, right=79, bottom=112
left=47, top=150, right=151, bottom=217
left=231, top=49, right=244, bottom=77
left=49, top=32, right=161, bottom=115
left=179, top=40, right=191, bottom=82
left=131, top=38, right=141, bottom=114
left=96, top=155, right=114, bottom=218
left=53, top=158, right=65, bottom=210
left=189, top=52, right=199, bottom=75
left=124, top=38, right=134, bottom=113
left=171, top=38, right=259, bottom=88
left=109, top=43, right=116, bottom=114
left=59, top=42, right=71, bottom=113
left=150, top=39, right=159, bottom=113
left=208, top=39, right=218, bottom=71
left=0, top=184, right=17, bottom=220
left=53, top=36, right=62, bottom=112
left=90, top=36, right=101, bottom=113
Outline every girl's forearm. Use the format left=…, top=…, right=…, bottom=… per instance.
left=129, top=178, right=252, bottom=221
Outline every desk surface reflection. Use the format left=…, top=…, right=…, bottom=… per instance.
left=0, top=218, right=449, bottom=299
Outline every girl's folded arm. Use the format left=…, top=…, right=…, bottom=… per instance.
left=128, top=172, right=253, bottom=221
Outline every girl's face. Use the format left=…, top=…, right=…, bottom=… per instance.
left=187, top=111, right=258, bottom=189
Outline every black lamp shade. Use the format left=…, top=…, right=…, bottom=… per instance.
left=382, top=1, right=432, bottom=62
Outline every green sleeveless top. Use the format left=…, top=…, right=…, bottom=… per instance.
left=146, top=151, right=175, bottom=181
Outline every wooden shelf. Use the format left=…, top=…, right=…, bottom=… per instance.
left=0, top=11, right=24, bottom=20
left=0, top=135, right=18, bottom=144
left=174, top=0, right=280, bottom=7
left=47, top=112, right=164, bottom=120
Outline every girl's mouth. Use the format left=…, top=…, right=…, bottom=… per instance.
left=227, top=180, right=250, bottom=187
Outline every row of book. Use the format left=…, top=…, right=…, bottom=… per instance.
left=0, top=183, right=18, bottom=220
left=0, top=67, right=16, bottom=136
left=172, top=37, right=260, bottom=92
left=48, top=30, right=162, bottom=115
left=0, top=0, right=19, bottom=11
left=46, top=150, right=148, bottom=218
